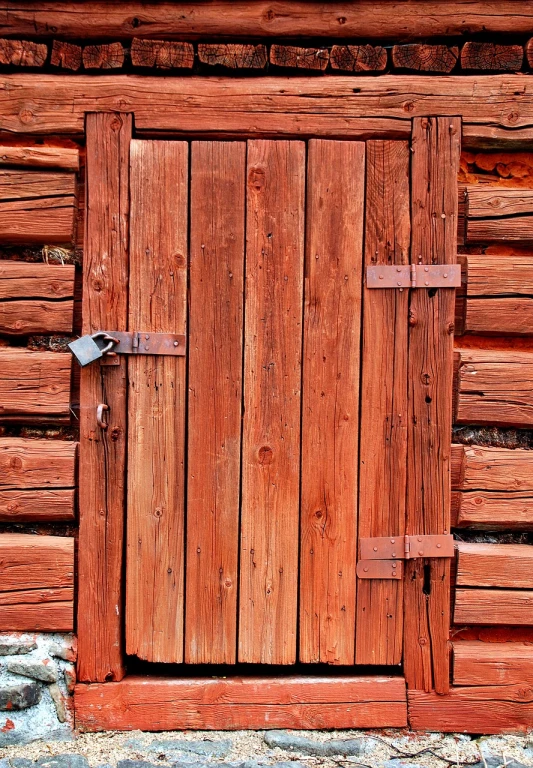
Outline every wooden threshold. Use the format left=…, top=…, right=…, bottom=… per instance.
left=74, top=675, right=407, bottom=731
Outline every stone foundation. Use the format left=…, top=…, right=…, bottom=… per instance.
left=0, top=634, right=76, bottom=746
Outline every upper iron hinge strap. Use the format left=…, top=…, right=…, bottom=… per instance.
left=366, top=264, right=461, bottom=289
left=360, top=534, right=455, bottom=561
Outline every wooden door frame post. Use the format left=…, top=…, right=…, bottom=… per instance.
left=77, top=112, right=132, bottom=682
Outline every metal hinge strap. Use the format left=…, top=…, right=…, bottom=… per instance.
left=357, top=533, right=455, bottom=580
left=366, top=264, right=461, bottom=289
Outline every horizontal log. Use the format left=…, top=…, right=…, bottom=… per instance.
left=453, top=490, right=533, bottom=529
left=0, top=437, right=77, bottom=488
left=467, top=188, right=533, bottom=219
left=455, top=589, right=533, bottom=625
left=455, top=348, right=533, bottom=427
left=329, top=45, right=386, bottom=72
left=82, top=42, right=124, bottom=70
left=0, top=262, right=75, bottom=299
left=75, top=676, right=407, bottom=731
left=50, top=40, right=82, bottom=71
left=0, top=488, right=75, bottom=521
left=461, top=42, right=523, bottom=72
left=198, top=43, right=267, bottom=69
left=130, top=39, right=194, bottom=69
left=0, top=350, right=72, bottom=421
left=0, top=299, right=74, bottom=334
left=462, top=124, right=533, bottom=150
left=0, top=533, right=74, bottom=631
left=0, top=169, right=76, bottom=200
left=452, top=445, right=533, bottom=491
left=0, top=196, right=77, bottom=244
left=409, top=685, right=533, bottom=733
left=4, top=74, right=533, bottom=136
left=0, top=38, right=47, bottom=67
left=270, top=45, right=328, bottom=71
left=0, top=145, right=80, bottom=170
left=467, top=215, right=533, bottom=242
left=457, top=542, right=533, bottom=588
left=3, top=2, right=533, bottom=40
left=463, top=297, right=533, bottom=335
left=391, top=44, right=458, bottom=73
left=453, top=642, right=533, bottom=686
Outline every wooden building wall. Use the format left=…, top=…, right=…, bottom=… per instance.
left=2, top=0, right=533, bottom=734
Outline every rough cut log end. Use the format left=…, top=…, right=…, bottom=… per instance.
left=50, top=40, right=82, bottom=71
left=526, top=38, right=533, bottom=69
left=83, top=42, right=125, bottom=70
left=0, top=38, right=47, bottom=67
left=198, top=43, right=267, bottom=69
left=392, top=44, right=458, bottom=73
left=461, top=42, right=523, bottom=71
left=270, top=44, right=329, bottom=71
left=131, top=39, right=194, bottom=69
left=330, top=44, right=387, bottom=72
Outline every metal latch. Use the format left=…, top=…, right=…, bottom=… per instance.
left=356, top=534, right=455, bottom=580
left=69, top=330, right=186, bottom=367
left=366, top=264, right=461, bottom=289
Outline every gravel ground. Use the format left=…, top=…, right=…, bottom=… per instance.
left=2, top=730, right=533, bottom=768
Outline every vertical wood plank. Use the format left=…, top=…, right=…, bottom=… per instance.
left=185, top=141, right=246, bottom=664
left=239, top=140, right=305, bottom=664
left=355, top=141, right=411, bottom=665
left=77, top=112, right=131, bottom=683
left=126, top=140, right=188, bottom=663
left=299, top=139, right=365, bottom=665
left=404, top=117, right=461, bottom=693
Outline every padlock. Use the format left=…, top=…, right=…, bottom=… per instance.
left=68, top=332, right=118, bottom=367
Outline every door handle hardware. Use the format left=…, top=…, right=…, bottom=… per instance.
left=96, top=403, right=109, bottom=431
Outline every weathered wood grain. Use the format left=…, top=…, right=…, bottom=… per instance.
left=455, top=589, right=533, bottom=625
left=392, top=44, right=458, bottom=73
left=463, top=297, right=533, bottom=335
left=185, top=141, right=245, bottom=665
left=0, top=437, right=76, bottom=488
left=50, top=40, right=82, bottom=71
left=467, top=188, right=533, bottom=219
left=77, top=112, right=131, bottom=683
left=239, top=140, right=304, bottom=665
left=82, top=42, right=124, bottom=70
left=299, top=139, right=364, bottom=665
left=0, top=489, right=75, bottom=521
left=0, top=534, right=74, bottom=631
left=198, top=43, right=267, bottom=69
left=457, top=542, right=533, bottom=588
left=0, top=197, right=76, bottom=244
left=0, top=169, right=76, bottom=199
left=454, top=490, right=533, bottom=529
left=75, top=676, right=407, bottom=732
left=270, top=45, right=328, bottom=71
left=131, top=39, right=194, bottom=69
left=452, top=445, right=533, bottom=491
left=409, top=685, right=533, bottom=733
left=0, top=145, right=79, bottom=170
left=0, top=350, right=71, bottom=421
left=404, top=117, right=460, bottom=694
left=330, top=45, right=387, bottom=72
left=0, top=300, right=73, bottom=334
left=461, top=42, right=523, bottom=72
left=355, top=141, right=410, bottom=666
left=0, top=37, right=47, bottom=66
left=4, top=75, right=533, bottom=136
left=126, top=139, right=188, bottom=664
left=454, top=641, right=533, bottom=686
left=3, top=2, right=533, bottom=40
left=468, top=216, right=533, bottom=242
left=455, top=348, right=533, bottom=427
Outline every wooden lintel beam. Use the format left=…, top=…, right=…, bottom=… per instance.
left=1, top=74, right=533, bottom=136
left=2, top=2, right=533, bottom=41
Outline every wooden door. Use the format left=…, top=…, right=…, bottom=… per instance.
left=83, top=121, right=459, bottom=679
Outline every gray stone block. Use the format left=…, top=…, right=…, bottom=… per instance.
left=10, top=760, right=35, bottom=768
left=117, top=761, right=160, bottom=768
left=0, top=642, right=37, bottom=656
left=0, top=683, right=41, bottom=710
left=148, top=740, right=232, bottom=757
left=7, top=661, right=58, bottom=684
left=263, top=731, right=372, bottom=757
left=37, top=756, right=89, bottom=768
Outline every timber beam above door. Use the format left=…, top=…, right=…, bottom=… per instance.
left=0, top=74, right=533, bottom=142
